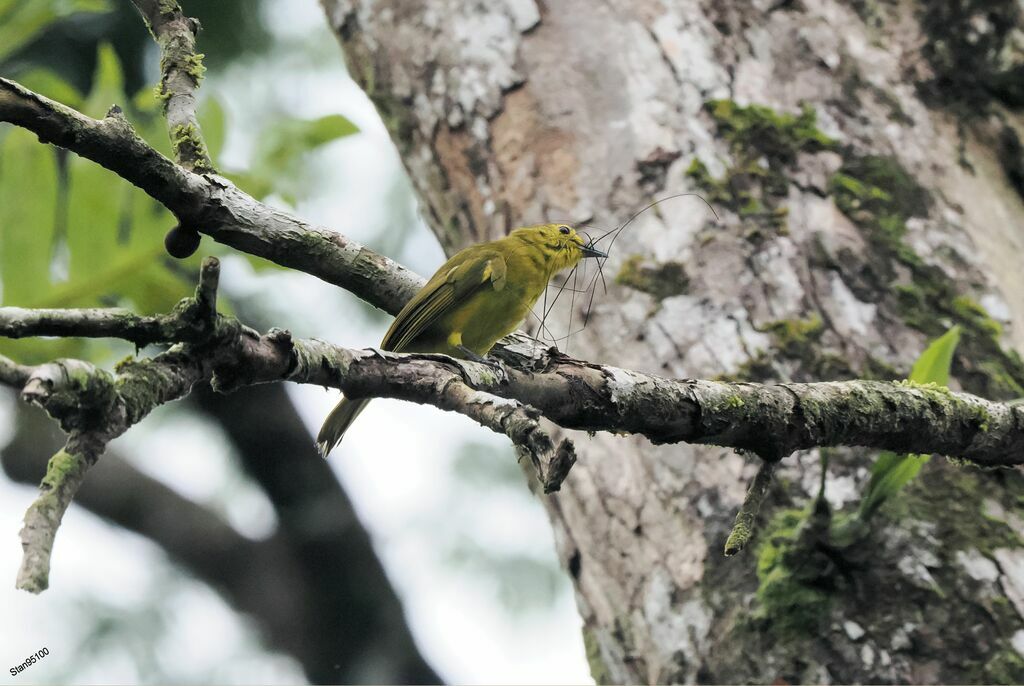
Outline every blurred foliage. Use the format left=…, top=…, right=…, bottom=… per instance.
left=448, top=538, right=566, bottom=612
left=2, top=0, right=269, bottom=95
left=226, top=113, right=357, bottom=206
left=858, top=325, right=962, bottom=521
left=0, top=11, right=357, bottom=358
left=0, top=43, right=210, bottom=364
left=43, top=568, right=301, bottom=684
left=1, top=3, right=374, bottom=683
left=0, top=0, right=110, bottom=65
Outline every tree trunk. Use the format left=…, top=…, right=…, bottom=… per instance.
left=322, top=0, right=1024, bottom=682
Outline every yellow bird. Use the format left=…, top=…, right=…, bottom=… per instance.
left=316, top=223, right=606, bottom=456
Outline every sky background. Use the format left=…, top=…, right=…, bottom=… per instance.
left=0, top=0, right=592, bottom=683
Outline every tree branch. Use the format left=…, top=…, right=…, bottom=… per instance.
left=17, top=436, right=103, bottom=592
left=0, top=260, right=217, bottom=345
left=0, top=353, right=33, bottom=386
left=0, top=77, right=422, bottom=314
left=3, top=77, right=1023, bottom=592
left=4, top=259, right=1023, bottom=588
left=3, top=262, right=1022, bottom=459
left=130, top=0, right=214, bottom=173
left=4, top=273, right=1021, bottom=472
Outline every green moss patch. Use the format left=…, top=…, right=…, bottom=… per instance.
left=614, top=254, right=690, bottom=301
left=829, top=154, right=1024, bottom=399
left=707, top=99, right=837, bottom=164
left=718, top=315, right=897, bottom=383
left=753, top=507, right=832, bottom=636
left=688, top=101, right=836, bottom=239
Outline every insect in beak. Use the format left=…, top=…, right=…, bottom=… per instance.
left=579, top=243, right=607, bottom=259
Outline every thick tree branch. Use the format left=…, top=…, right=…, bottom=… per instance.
left=4, top=281, right=1021, bottom=472
left=4, top=77, right=1023, bottom=596
left=0, top=77, right=422, bottom=315
left=4, top=258, right=1023, bottom=588
left=131, top=0, right=214, bottom=173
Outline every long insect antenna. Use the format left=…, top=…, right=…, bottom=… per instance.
left=591, top=192, right=719, bottom=246
left=544, top=283, right=591, bottom=294
left=539, top=273, right=551, bottom=345
left=600, top=192, right=720, bottom=260
left=545, top=196, right=716, bottom=348
left=577, top=230, right=609, bottom=296
left=565, top=255, right=582, bottom=355
left=526, top=309, right=560, bottom=346
left=540, top=263, right=580, bottom=351
left=581, top=256, right=606, bottom=329
left=537, top=322, right=596, bottom=344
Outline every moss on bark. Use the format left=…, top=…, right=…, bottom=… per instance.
left=830, top=154, right=1024, bottom=399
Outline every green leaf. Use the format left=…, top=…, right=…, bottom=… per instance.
left=858, top=325, right=962, bottom=521
left=0, top=44, right=196, bottom=363
left=84, top=42, right=124, bottom=119
left=198, top=97, right=227, bottom=164
left=0, top=129, right=58, bottom=306
left=909, top=324, right=961, bottom=385
left=262, top=114, right=358, bottom=166
left=230, top=113, right=358, bottom=204
left=298, top=113, right=359, bottom=149
left=858, top=451, right=928, bottom=521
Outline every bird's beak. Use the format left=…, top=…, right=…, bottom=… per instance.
left=579, top=243, right=607, bottom=259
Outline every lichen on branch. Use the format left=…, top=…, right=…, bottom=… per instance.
left=131, top=0, right=214, bottom=173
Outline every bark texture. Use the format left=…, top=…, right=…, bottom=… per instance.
left=324, top=0, right=1024, bottom=683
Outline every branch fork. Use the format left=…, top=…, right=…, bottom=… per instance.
left=2, top=20, right=1024, bottom=592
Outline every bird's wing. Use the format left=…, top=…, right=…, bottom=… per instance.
left=382, top=250, right=507, bottom=352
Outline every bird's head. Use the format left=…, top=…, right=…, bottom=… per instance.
left=510, top=223, right=607, bottom=272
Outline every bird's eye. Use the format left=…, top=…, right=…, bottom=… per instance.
left=558, top=225, right=571, bottom=235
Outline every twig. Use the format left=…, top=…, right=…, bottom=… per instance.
left=131, top=0, right=214, bottom=173
left=17, top=436, right=103, bottom=592
left=0, top=353, right=32, bottom=387
left=0, top=77, right=422, bottom=315
left=0, top=257, right=222, bottom=346
left=724, top=461, right=777, bottom=556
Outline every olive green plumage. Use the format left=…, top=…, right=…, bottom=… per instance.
left=316, top=223, right=605, bottom=457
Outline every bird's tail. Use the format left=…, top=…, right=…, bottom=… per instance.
left=316, top=397, right=370, bottom=458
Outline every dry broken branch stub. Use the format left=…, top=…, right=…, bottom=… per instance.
left=724, top=461, right=777, bottom=556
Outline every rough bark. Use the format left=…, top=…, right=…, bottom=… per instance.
left=324, top=0, right=1024, bottom=683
